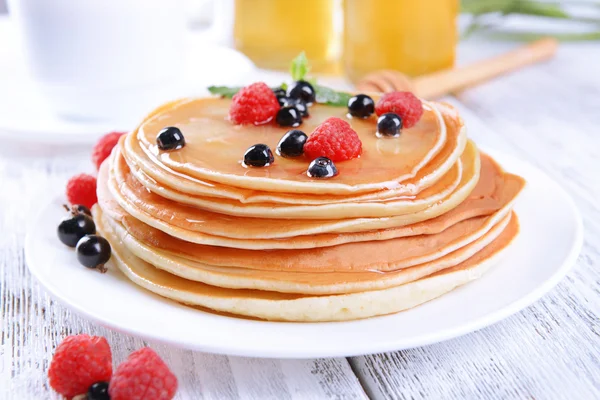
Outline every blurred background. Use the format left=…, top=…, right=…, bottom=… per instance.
left=0, top=0, right=598, bottom=151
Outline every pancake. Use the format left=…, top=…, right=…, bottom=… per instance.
left=116, top=148, right=463, bottom=219
left=122, top=101, right=467, bottom=204
left=102, top=144, right=481, bottom=246
left=99, top=206, right=513, bottom=294
left=111, top=181, right=518, bottom=274
left=98, top=147, right=527, bottom=252
left=133, top=97, right=448, bottom=194
left=98, top=210, right=520, bottom=322
left=92, top=93, right=526, bottom=322
left=99, top=162, right=524, bottom=259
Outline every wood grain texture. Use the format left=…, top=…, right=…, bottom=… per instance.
left=1, top=38, right=599, bottom=400
left=350, top=42, right=600, bottom=400
left=0, top=155, right=367, bottom=399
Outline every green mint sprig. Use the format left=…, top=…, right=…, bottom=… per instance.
left=314, top=85, right=352, bottom=107
left=208, top=52, right=352, bottom=107
left=290, top=52, right=310, bottom=81
left=207, top=86, right=242, bottom=98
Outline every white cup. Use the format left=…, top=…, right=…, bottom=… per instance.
left=7, top=0, right=187, bottom=122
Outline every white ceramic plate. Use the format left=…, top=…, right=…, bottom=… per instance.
left=25, top=151, right=583, bottom=358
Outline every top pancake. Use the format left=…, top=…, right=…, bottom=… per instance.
left=133, top=96, right=451, bottom=195
left=124, top=101, right=466, bottom=203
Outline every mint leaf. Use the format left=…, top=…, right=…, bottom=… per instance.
left=315, top=85, right=352, bottom=107
left=209, top=85, right=289, bottom=98
left=208, top=82, right=351, bottom=108
left=208, top=86, right=242, bottom=98
left=290, top=52, right=310, bottom=81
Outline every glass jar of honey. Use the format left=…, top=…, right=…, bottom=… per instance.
left=343, top=0, right=458, bottom=82
left=233, top=0, right=339, bottom=72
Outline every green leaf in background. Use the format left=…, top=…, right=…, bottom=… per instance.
left=461, top=0, right=600, bottom=41
left=290, top=52, right=310, bottom=81
left=462, top=0, right=567, bottom=17
left=315, top=85, right=352, bottom=107
left=480, top=30, right=600, bottom=41
left=509, top=0, right=569, bottom=18
left=208, top=86, right=242, bottom=98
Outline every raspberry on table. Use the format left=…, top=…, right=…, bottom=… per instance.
left=375, top=91, right=423, bottom=128
left=229, top=82, right=281, bottom=125
left=66, top=173, right=98, bottom=209
left=304, top=117, right=362, bottom=162
left=92, top=131, right=126, bottom=170
left=48, top=334, right=112, bottom=399
left=109, top=347, right=178, bottom=400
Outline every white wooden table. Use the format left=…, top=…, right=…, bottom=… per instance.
left=1, top=36, right=599, bottom=398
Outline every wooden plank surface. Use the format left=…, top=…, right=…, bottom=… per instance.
left=1, top=35, right=599, bottom=400
left=0, top=156, right=368, bottom=399
left=349, top=42, right=600, bottom=400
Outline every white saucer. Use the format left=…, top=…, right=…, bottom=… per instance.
left=25, top=150, right=583, bottom=358
left=0, top=36, right=255, bottom=145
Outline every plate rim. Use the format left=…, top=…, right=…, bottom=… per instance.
left=24, top=149, right=584, bottom=358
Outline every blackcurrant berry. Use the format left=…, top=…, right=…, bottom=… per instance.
left=87, top=382, right=110, bottom=400
left=276, top=106, right=302, bottom=127
left=57, top=214, right=96, bottom=247
left=156, top=127, right=185, bottom=150
left=243, top=144, right=275, bottom=167
left=376, top=113, right=403, bottom=137
left=285, top=98, right=309, bottom=117
left=76, top=235, right=111, bottom=272
left=272, top=87, right=286, bottom=98
left=348, top=94, right=375, bottom=118
left=277, top=96, right=288, bottom=107
left=277, top=130, right=307, bottom=158
left=287, top=80, right=316, bottom=105
left=307, top=157, right=338, bottom=178
left=273, top=87, right=288, bottom=106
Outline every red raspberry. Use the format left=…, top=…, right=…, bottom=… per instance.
left=228, top=82, right=280, bottom=125
left=92, top=131, right=126, bottom=170
left=66, top=173, right=98, bottom=209
left=375, top=91, right=423, bottom=128
left=109, top=347, right=178, bottom=400
left=48, top=334, right=112, bottom=398
left=304, top=117, right=362, bottom=162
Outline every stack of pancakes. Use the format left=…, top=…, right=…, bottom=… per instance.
left=95, top=97, right=525, bottom=322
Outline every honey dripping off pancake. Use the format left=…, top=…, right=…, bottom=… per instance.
left=94, top=95, right=525, bottom=321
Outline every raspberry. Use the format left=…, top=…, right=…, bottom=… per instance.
left=304, top=117, right=362, bottom=162
left=66, top=173, right=98, bottom=209
left=229, top=82, right=280, bottom=125
left=48, top=334, right=112, bottom=398
left=109, top=347, right=177, bottom=400
left=92, top=131, right=126, bottom=170
left=375, top=91, right=423, bottom=128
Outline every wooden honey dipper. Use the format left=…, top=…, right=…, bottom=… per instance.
left=355, top=38, right=558, bottom=97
